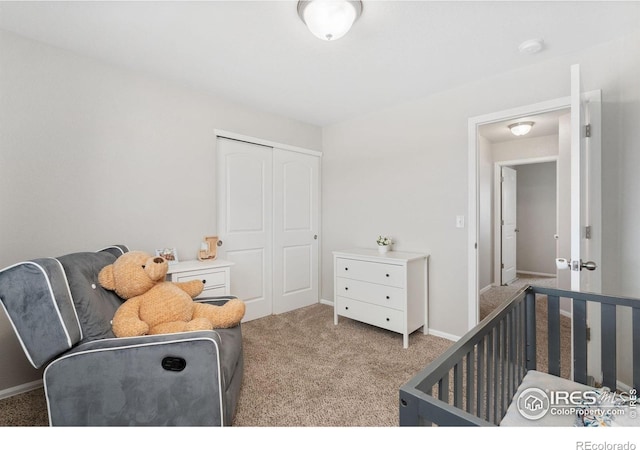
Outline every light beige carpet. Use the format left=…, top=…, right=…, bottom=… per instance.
left=0, top=303, right=453, bottom=427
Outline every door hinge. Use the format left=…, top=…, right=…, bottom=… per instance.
left=501, top=176, right=505, bottom=182
left=501, top=219, right=504, bottom=226
left=501, top=263, right=505, bottom=269
left=585, top=225, right=592, bottom=239
left=586, top=327, right=591, bottom=341
left=585, top=124, right=591, bottom=138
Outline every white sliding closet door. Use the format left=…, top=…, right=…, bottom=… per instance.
left=273, top=149, right=320, bottom=314
left=216, top=135, right=321, bottom=322
left=216, top=138, right=273, bottom=322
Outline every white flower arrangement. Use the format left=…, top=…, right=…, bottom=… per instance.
left=376, top=236, right=392, bottom=246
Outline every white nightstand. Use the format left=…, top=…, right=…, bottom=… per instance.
left=166, top=259, right=234, bottom=299
left=333, top=248, right=429, bottom=348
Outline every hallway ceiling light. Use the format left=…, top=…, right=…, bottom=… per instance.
left=298, top=0, right=363, bottom=41
left=508, top=121, right=534, bottom=136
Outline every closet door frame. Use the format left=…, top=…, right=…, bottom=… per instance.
left=214, top=129, right=322, bottom=321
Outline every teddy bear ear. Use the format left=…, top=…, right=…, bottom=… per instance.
left=98, top=265, right=116, bottom=291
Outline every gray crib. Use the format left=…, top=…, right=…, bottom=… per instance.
left=399, top=285, right=640, bottom=426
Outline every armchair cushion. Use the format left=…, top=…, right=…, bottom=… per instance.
left=57, top=251, right=124, bottom=342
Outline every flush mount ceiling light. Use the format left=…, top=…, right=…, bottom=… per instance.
left=298, top=0, right=363, bottom=41
left=508, top=121, right=535, bottom=136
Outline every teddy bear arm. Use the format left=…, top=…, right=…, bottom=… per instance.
left=112, top=296, right=149, bottom=338
left=173, top=280, right=205, bottom=299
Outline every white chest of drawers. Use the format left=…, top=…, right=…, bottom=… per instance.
left=333, top=249, right=429, bottom=348
left=166, top=259, right=234, bottom=299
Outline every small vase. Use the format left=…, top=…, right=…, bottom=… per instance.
left=378, top=244, right=390, bottom=254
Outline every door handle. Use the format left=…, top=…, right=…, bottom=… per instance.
left=556, top=258, right=597, bottom=271
left=580, top=260, right=597, bottom=271
left=217, top=239, right=223, bottom=247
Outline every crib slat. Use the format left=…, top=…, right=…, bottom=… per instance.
left=465, top=351, right=473, bottom=413
left=438, top=373, right=449, bottom=403
left=494, top=324, right=500, bottom=423
left=525, top=290, right=537, bottom=370
left=547, top=295, right=561, bottom=376
left=517, top=300, right=524, bottom=382
left=453, top=362, right=463, bottom=408
left=601, top=303, right=617, bottom=390
left=476, top=340, right=485, bottom=419
left=500, top=318, right=508, bottom=418
left=634, top=308, right=640, bottom=391
left=573, top=299, right=588, bottom=385
left=508, top=311, right=515, bottom=404
left=487, top=331, right=494, bottom=422
left=518, top=303, right=527, bottom=379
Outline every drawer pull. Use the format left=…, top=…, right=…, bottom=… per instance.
left=345, top=306, right=349, bottom=310
left=202, top=280, right=207, bottom=284
left=386, top=318, right=390, bottom=322
left=344, top=267, right=349, bottom=271
left=345, top=287, right=349, bottom=290
left=386, top=295, right=390, bottom=299
left=385, top=274, right=390, bottom=277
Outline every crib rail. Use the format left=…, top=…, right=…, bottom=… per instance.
left=399, top=285, right=640, bottom=426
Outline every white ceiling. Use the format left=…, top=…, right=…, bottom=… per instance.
left=479, top=108, right=569, bottom=143
left=1, top=1, right=639, bottom=127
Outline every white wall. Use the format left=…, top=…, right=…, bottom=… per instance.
left=322, top=30, right=640, bottom=339
left=492, top=134, right=559, bottom=162
left=0, top=30, right=322, bottom=392
left=515, top=162, right=557, bottom=275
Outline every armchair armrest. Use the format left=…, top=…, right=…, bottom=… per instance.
left=43, top=331, right=230, bottom=426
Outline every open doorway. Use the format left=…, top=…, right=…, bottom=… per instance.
left=476, top=110, right=567, bottom=318
left=467, top=97, right=573, bottom=328
left=480, top=109, right=568, bottom=285
left=499, top=160, right=558, bottom=284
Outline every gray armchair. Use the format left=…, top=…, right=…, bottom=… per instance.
left=0, top=245, right=243, bottom=426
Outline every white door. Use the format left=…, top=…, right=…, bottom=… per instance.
left=272, top=149, right=320, bottom=314
left=570, top=64, right=603, bottom=383
left=501, top=166, right=518, bottom=285
left=216, top=138, right=273, bottom=322
left=570, top=64, right=602, bottom=293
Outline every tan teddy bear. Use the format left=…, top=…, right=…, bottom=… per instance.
left=98, top=250, right=246, bottom=338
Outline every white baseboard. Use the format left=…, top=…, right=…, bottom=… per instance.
left=0, top=379, right=42, bottom=400
left=479, top=284, right=493, bottom=295
left=517, top=271, right=556, bottom=278
left=428, top=328, right=460, bottom=342
left=320, top=298, right=334, bottom=307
